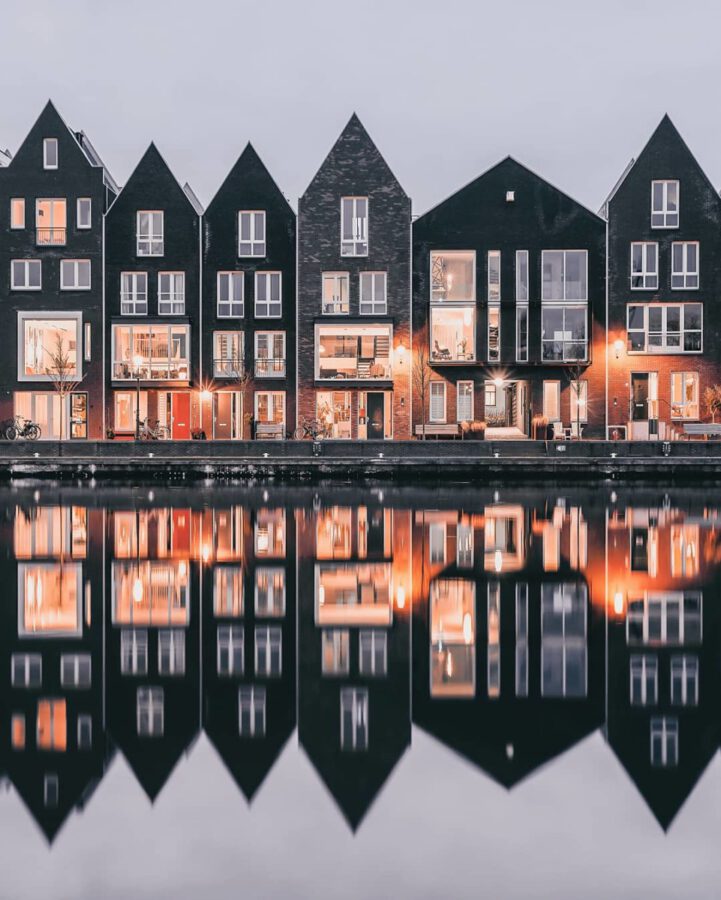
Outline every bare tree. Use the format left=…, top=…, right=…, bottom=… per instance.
left=412, top=340, right=432, bottom=440
left=566, top=363, right=587, bottom=440
left=223, top=353, right=254, bottom=438
left=704, top=385, right=721, bottom=423
left=45, top=334, right=85, bottom=440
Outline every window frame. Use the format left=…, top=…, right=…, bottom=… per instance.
left=670, top=371, right=700, bottom=420
left=456, top=381, right=474, bottom=423
left=18, top=311, right=82, bottom=382
left=671, top=241, right=699, bottom=290
left=11, top=259, right=42, bottom=291
left=429, top=381, right=447, bottom=423
left=76, top=198, right=92, bottom=230
left=120, top=272, right=149, bottom=316
left=541, top=249, right=588, bottom=302
left=254, top=271, right=282, bottom=318
left=60, top=259, right=91, bottom=291
left=238, top=210, right=266, bottom=257
left=158, top=271, right=186, bottom=315
left=359, top=271, right=388, bottom=315
left=340, top=196, right=369, bottom=257
left=541, top=303, right=588, bottom=362
left=651, top=180, right=680, bottom=229
left=136, top=211, right=164, bottom=257
left=43, top=138, right=58, bottom=170
left=10, top=198, right=25, bottom=229
left=254, top=331, right=286, bottom=378
left=630, top=242, right=659, bottom=290
left=217, top=271, right=244, bottom=318
left=322, top=272, right=350, bottom=315
left=626, top=302, right=702, bottom=354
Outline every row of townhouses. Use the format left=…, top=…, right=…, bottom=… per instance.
left=0, top=102, right=718, bottom=442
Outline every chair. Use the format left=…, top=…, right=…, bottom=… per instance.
left=552, top=421, right=564, bottom=440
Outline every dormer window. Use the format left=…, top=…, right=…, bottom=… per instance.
left=137, top=211, right=164, bottom=256
left=341, top=197, right=368, bottom=256
left=651, top=180, right=679, bottom=228
left=238, top=210, right=266, bottom=257
left=43, top=138, right=58, bottom=169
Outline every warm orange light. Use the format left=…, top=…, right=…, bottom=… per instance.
left=200, top=389, right=212, bottom=402
left=396, top=585, right=406, bottom=609
left=132, top=577, right=144, bottom=603
left=202, top=544, right=211, bottom=563
left=132, top=354, right=143, bottom=369
left=493, top=377, right=503, bottom=387
left=463, top=612, right=473, bottom=644
left=613, top=339, right=624, bottom=359
left=613, top=591, right=624, bottom=615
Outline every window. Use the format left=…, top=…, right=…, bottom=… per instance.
left=651, top=180, right=679, bottom=228
left=543, top=381, right=561, bottom=421
left=431, top=251, right=475, bottom=302
left=484, top=383, right=497, bottom=407
left=542, top=305, right=587, bottom=360
left=631, top=242, right=658, bottom=289
left=627, top=303, right=702, bottom=352
left=488, top=250, right=501, bottom=301
left=515, top=250, right=528, bottom=301
left=457, top=522, right=474, bottom=567
left=60, top=259, right=91, bottom=290
left=570, top=381, right=588, bottom=424
left=341, top=197, right=368, bottom=256
left=255, top=391, right=285, bottom=427
left=627, top=591, right=702, bottom=645
left=43, top=138, right=58, bottom=169
left=112, top=324, right=190, bottom=380
left=77, top=715, right=92, bottom=750
left=114, top=391, right=147, bottom=433
left=322, top=273, right=349, bottom=315
left=457, top=381, right=473, bottom=422
left=158, top=630, right=185, bottom=675
left=255, top=625, right=282, bottom=677
left=217, top=272, right=244, bottom=318
left=488, top=305, right=500, bottom=362
left=541, top=582, right=587, bottom=697
left=137, top=211, right=164, bottom=256
left=650, top=716, right=678, bottom=767
left=630, top=655, right=658, bottom=705
left=214, top=331, right=244, bottom=377
left=516, top=583, right=529, bottom=697
left=671, top=655, right=699, bottom=706
left=430, top=307, right=475, bottom=362
left=429, top=522, right=446, bottom=565
left=20, top=316, right=79, bottom=380
left=137, top=687, right=164, bottom=737
left=37, top=699, right=66, bottom=750
left=255, top=272, right=282, bottom=318
left=217, top=624, right=244, bottom=676
left=238, top=210, right=266, bottom=256
left=11, top=714, right=26, bottom=750
left=76, top=198, right=91, bottom=229
left=322, top=629, right=350, bottom=675
left=542, top=250, right=587, bottom=301
left=315, top=324, right=392, bottom=380
left=254, top=332, right=286, bottom=378
left=11, top=260, right=41, bottom=290
left=36, top=199, right=66, bottom=245
left=121, top=630, right=148, bottom=675
left=360, top=272, right=387, bottom=315
left=359, top=630, right=387, bottom=676
left=671, top=242, right=699, bottom=289
left=44, top=775, right=59, bottom=808
left=158, top=272, right=185, bottom=314
left=60, top=654, right=91, bottom=688
left=671, top=372, right=699, bottom=419
left=121, top=272, right=148, bottom=315
left=340, top=687, right=368, bottom=750
left=84, top=323, right=92, bottom=362
left=429, top=382, right=446, bottom=422
left=10, top=198, right=25, bottom=229
left=214, top=566, right=243, bottom=616
left=516, top=306, right=528, bottom=362
left=238, top=685, right=265, bottom=736
left=255, top=567, right=285, bottom=616
left=11, top=653, right=42, bottom=688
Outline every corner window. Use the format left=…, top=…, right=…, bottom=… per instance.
left=136, top=211, right=164, bottom=256
left=631, top=242, right=658, bottom=290
left=671, top=242, right=699, bottom=289
left=542, top=250, right=587, bottom=301
left=60, top=259, right=91, bottom=290
left=651, top=180, right=679, bottom=228
left=158, top=272, right=185, bottom=314
left=11, top=259, right=42, bottom=290
left=255, top=272, right=282, bottom=318
left=238, top=210, right=265, bottom=257
left=670, top=372, right=699, bottom=419
left=121, top=272, right=148, bottom=315
left=76, top=198, right=92, bottom=229
left=322, top=273, right=349, bottom=315
left=10, top=198, right=25, bottom=229
left=360, top=272, right=387, bottom=315
left=341, top=197, right=368, bottom=256
left=43, top=138, right=58, bottom=169
left=217, top=272, right=244, bottom=317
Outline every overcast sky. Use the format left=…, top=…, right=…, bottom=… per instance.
left=2, top=0, right=721, bottom=215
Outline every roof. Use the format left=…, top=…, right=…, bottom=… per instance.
left=0, top=148, right=11, bottom=167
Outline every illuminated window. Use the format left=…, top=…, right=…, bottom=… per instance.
left=137, top=687, right=164, bottom=737
left=322, top=273, right=350, bottom=314
left=214, top=566, right=243, bottom=617
left=630, top=655, right=658, bottom=705
left=136, top=211, right=164, bottom=256
left=35, top=198, right=66, bottom=245
left=11, top=654, right=42, bottom=688
left=77, top=715, right=92, bottom=749
left=430, top=579, right=476, bottom=697
left=11, top=259, right=41, bottom=290
left=431, top=251, right=475, bottom=302
left=254, top=332, right=286, bottom=378
left=322, top=629, right=350, bottom=675
left=255, top=272, right=282, bottom=317
left=37, top=699, right=67, bottom=751
left=60, top=654, right=91, bottom=688
left=76, top=198, right=91, bottom=229
left=542, top=250, right=587, bottom=301
left=316, top=507, right=353, bottom=558
left=541, top=582, right=587, bottom=698
left=570, top=380, right=588, bottom=424
left=19, top=562, right=82, bottom=636
left=121, top=630, right=148, bottom=675
left=543, top=381, right=561, bottom=421
left=317, top=391, right=351, bottom=440
left=360, top=272, right=387, bottom=315
left=359, top=630, right=387, bottom=676
left=238, top=211, right=265, bottom=257
left=238, top=686, right=265, bottom=736
left=214, top=331, right=244, bottom=377
left=340, top=687, right=368, bottom=750
left=217, top=625, right=244, bottom=676
left=43, top=138, right=58, bottom=169
left=651, top=180, right=679, bottom=228
left=650, top=716, right=678, bottom=766
left=20, top=315, right=80, bottom=380
left=457, top=382, right=473, bottom=423
left=671, top=655, right=699, bottom=706
left=316, top=324, right=392, bottom=379
left=255, top=567, right=285, bottom=617
left=255, top=509, right=286, bottom=557
left=254, top=391, right=285, bottom=430
left=60, top=259, right=91, bottom=290
left=114, top=391, right=147, bottom=433
left=214, top=506, right=243, bottom=560
left=627, top=592, right=702, bottom=645
left=10, top=198, right=25, bottom=229
left=670, top=372, right=699, bottom=419
left=112, top=561, right=189, bottom=625
left=430, top=307, right=475, bottom=362
left=158, top=630, right=185, bottom=676
left=670, top=524, right=699, bottom=578
left=631, top=242, right=658, bottom=289
left=341, top=197, right=368, bottom=256
left=429, top=522, right=446, bottom=564
left=158, top=272, right=185, bottom=314
left=111, top=323, right=190, bottom=381
left=217, top=272, right=244, bottom=317
left=254, top=626, right=282, bottom=677
left=11, top=714, right=26, bottom=750
left=488, top=305, right=500, bottom=362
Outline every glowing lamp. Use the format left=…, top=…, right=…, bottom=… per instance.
left=132, top=354, right=143, bottom=369
left=493, top=377, right=503, bottom=387
left=396, top=585, right=406, bottom=609
left=200, top=389, right=212, bottom=402
left=463, top=612, right=473, bottom=645
left=132, top=577, right=144, bottom=604
left=613, top=339, right=624, bottom=359
left=613, top=591, right=624, bottom=615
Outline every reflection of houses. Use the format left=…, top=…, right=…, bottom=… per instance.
left=412, top=497, right=604, bottom=786
left=202, top=503, right=296, bottom=798
left=297, top=502, right=411, bottom=827
left=606, top=496, right=721, bottom=827
left=105, top=505, right=200, bottom=800
left=0, top=501, right=108, bottom=840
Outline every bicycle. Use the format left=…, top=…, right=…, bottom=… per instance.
left=138, top=417, right=170, bottom=440
left=4, top=415, right=41, bottom=441
left=293, top=417, right=330, bottom=440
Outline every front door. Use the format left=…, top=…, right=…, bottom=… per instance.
left=70, top=392, right=88, bottom=440
left=171, top=392, right=191, bottom=439
left=366, top=392, right=384, bottom=439
left=214, top=391, right=241, bottom=440
left=631, top=374, right=649, bottom=421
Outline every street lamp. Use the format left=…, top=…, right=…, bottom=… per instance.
left=133, top=353, right=143, bottom=440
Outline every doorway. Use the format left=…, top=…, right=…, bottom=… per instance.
left=484, top=380, right=529, bottom=438
left=70, top=392, right=88, bottom=439
left=171, top=392, right=191, bottom=439
left=366, top=392, right=385, bottom=440
left=214, top=391, right=242, bottom=440
left=630, top=372, right=658, bottom=439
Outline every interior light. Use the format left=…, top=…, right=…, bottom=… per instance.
left=613, top=591, right=624, bottom=615
left=463, top=612, right=473, bottom=645
left=132, top=577, right=144, bottom=604
left=396, top=586, right=406, bottom=609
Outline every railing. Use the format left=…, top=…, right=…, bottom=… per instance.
left=113, top=361, right=190, bottom=381
left=36, top=227, right=66, bottom=245
left=322, top=301, right=349, bottom=315
left=213, top=357, right=245, bottom=378
left=318, top=359, right=392, bottom=380
left=255, top=358, right=286, bottom=378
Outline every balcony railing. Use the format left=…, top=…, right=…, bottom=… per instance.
left=255, top=358, right=286, bottom=378
left=36, top=227, right=66, bottom=246
left=113, top=360, right=190, bottom=381
left=213, top=357, right=245, bottom=378
left=318, top=357, right=392, bottom=380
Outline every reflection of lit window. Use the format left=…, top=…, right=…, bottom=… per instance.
left=671, top=655, right=698, bottom=706
left=627, top=592, right=702, bottom=646
left=121, top=630, right=148, bottom=675
left=214, top=507, right=243, bottom=561
left=137, top=687, right=164, bottom=737
left=37, top=699, right=67, bottom=751
left=254, top=567, right=285, bottom=617
left=113, top=512, right=148, bottom=558
left=11, top=714, right=26, bottom=750
left=316, top=508, right=353, bottom=559
left=515, top=584, right=528, bottom=697
left=485, top=506, right=525, bottom=572
left=670, top=525, right=699, bottom=577
left=457, top=523, right=473, bottom=568
left=541, top=583, right=587, bottom=698
left=630, top=655, right=658, bottom=706
left=650, top=716, right=678, bottom=767
left=217, top=625, right=244, bottom=676
left=322, top=629, right=349, bottom=675
left=158, top=630, right=185, bottom=676
left=340, top=687, right=368, bottom=751
left=60, top=654, right=91, bottom=688
left=315, top=563, right=392, bottom=626
left=18, top=562, right=82, bottom=636
left=430, top=579, right=476, bottom=698
left=254, top=626, right=282, bottom=677
left=359, top=630, right=387, bottom=676
left=112, top=561, right=189, bottom=626
left=487, top=583, right=500, bottom=698
left=11, top=654, right=42, bottom=688
left=255, top=510, right=286, bottom=558
left=214, top=566, right=243, bottom=617
left=238, top=686, right=265, bottom=736
left=14, top=506, right=87, bottom=559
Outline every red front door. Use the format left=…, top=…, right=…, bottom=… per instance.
left=172, top=392, right=191, bottom=439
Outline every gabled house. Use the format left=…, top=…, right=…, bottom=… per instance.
left=297, top=115, right=412, bottom=440
left=202, top=144, right=296, bottom=439
left=0, top=100, right=117, bottom=440
left=104, top=144, right=201, bottom=440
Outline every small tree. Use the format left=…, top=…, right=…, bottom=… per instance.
left=566, top=363, right=587, bottom=440
left=225, top=353, right=253, bottom=437
left=45, top=334, right=85, bottom=440
left=704, top=385, right=721, bottom=423
left=412, top=339, right=432, bottom=440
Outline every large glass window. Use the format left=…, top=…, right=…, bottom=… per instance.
left=136, top=211, right=164, bottom=256
left=255, top=332, right=286, bottom=377
left=515, top=250, right=529, bottom=301
left=651, top=180, right=679, bottom=228
left=430, top=578, right=476, bottom=697
left=671, top=242, right=699, bottom=289
left=36, top=199, right=66, bottom=245
left=217, top=272, right=244, bottom=317
left=631, top=242, right=658, bottom=290
left=315, top=562, right=392, bottom=626
left=430, top=307, right=475, bottom=362
left=158, top=272, right=185, bottom=314
left=541, top=305, right=587, bottom=360
left=322, top=273, right=349, bottom=315
left=255, top=272, right=282, bottom=318
left=112, top=324, right=190, bottom=380
left=671, top=372, right=699, bottom=419
left=316, top=324, right=392, bottom=380
left=516, top=306, right=528, bottom=362
left=121, top=273, right=148, bottom=315
left=20, top=316, right=79, bottom=380
left=317, top=391, right=351, bottom=439
left=431, top=251, right=475, bottom=302
left=238, top=211, right=266, bottom=257
left=541, top=582, right=587, bottom=697
left=627, top=303, right=702, bottom=352
left=341, top=197, right=368, bottom=256
left=112, top=561, right=190, bottom=625
left=542, top=250, right=587, bottom=301
left=213, top=331, right=244, bottom=377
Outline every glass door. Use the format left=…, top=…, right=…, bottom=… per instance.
left=70, top=392, right=88, bottom=440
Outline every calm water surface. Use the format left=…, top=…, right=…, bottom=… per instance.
left=0, top=481, right=720, bottom=899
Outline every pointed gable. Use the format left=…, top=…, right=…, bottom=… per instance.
left=107, top=142, right=198, bottom=220
left=206, top=142, right=293, bottom=217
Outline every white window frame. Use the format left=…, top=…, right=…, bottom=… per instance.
left=158, top=271, right=186, bottom=315
left=629, top=654, right=658, bottom=706
left=217, top=271, right=244, bottom=318
left=322, top=272, right=350, bottom=315
left=541, top=304, right=588, bottom=362
left=11, top=653, right=42, bottom=688
left=670, top=371, right=699, bottom=420
left=341, top=196, right=368, bottom=257
left=254, top=625, right=282, bottom=677
left=77, top=714, right=92, bottom=749
left=543, top=380, right=561, bottom=422
left=254, top=390, right=285, bottom=430
left=11, top=259, right=42, bottom=290
left=456, top=381, right=473, bottom=423
left=671, top=241, right=699, bottom=290
left=43, top=138, right=58, bottom=169
left=238, top=210, right=266, bottom=257
left=650, top=716, right=678, bottom=767
left=18, top=311, right=82, bottom=382
left=213, top=331, right=244, bottom=377
left=626, top=303, right=702, bottom=353
left=120, top=272, right=148, bottom=316
left=60, top=653, right=92, bottom=688
left=84, top=322, right=91, bottom=362
left=651, top=180, right=679, bottom=229
left=217, top=624, right=244, bottom=676
left=359, top=272, right=387, bottom=315
left=254, top=331, right=286, bottom=378
left=488, top=302, right=501, bottom=362
left=515, top=250, right=529, bottom=302
left=121, top=629, right=148, bottom=675
left=488, top=250, right=501, bottom=302
left=137, top=686, right=164, bottom=737
left=626, top=591, right=702, bottom=645
left=429, top=381, right=446, bottom=423
left=238, top=685, right=266, bottom=736
left=516, top=304, right=528, bottom=362
left=254, top=567, right=286, bottom=617
left=255, top=271, right=282, bottom=318
left=340, top=687, right=369, bottom=750
left=670, top=654, right=699, bottom=706
left=136, top=211, right=164, bottom=256
left=359, top=630, right=387, bottom=676
left=10, top=198, right=25, bottom=229
left=630, top=242, right=659, bottom=290
left=60, top=259, right=91, bottom=291
left=158, top=629, right=185, bottom=676
left=76, top=198, right=92, bottom=230
left=541, top=250, right=588, bottom=301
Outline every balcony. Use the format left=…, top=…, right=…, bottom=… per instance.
left=36, top=227, right=66, bottom=246
left=255, top=358, right=286, bottom=378
left=213, top=357, right=245, bottom=378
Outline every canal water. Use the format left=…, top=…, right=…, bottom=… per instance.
left=0, top=482, right=720, bottom=899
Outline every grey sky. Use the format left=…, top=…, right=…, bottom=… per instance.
left=2, top=0, right=721, bottom=216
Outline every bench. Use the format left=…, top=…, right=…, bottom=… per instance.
left=414, top=424, right=461, bottom=439
left=255, top=423, right=285, bottom=439
left=683, top=423, right=721, bottom=439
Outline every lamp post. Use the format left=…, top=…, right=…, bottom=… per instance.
left=133, top=354, right=143, bottom=440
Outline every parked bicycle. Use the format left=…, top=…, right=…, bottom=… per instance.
left=3, top=415, right=41, bottom=441
left=138, top=417, right=169, bottom=440
left=293, top=417, right=330, bottom=440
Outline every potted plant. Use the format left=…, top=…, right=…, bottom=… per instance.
left=106, top=427, right=115, bottom=440
left=469, top=420, right=487, bottom=440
